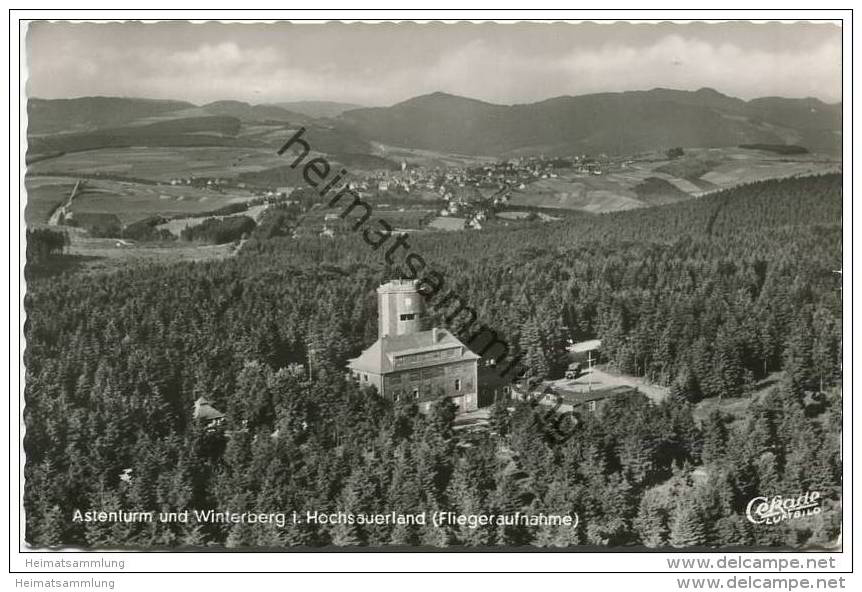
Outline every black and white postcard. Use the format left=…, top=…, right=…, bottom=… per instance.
left=13, top=13, right=852, bottom=581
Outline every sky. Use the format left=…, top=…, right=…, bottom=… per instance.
left=25, top=21, right=843, bottom=107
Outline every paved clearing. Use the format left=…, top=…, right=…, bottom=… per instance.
left=547, top=366, right=669, bottom=404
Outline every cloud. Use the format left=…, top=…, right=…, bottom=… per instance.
left=25, top=22, right=843, bottom=105
left=411, top=34, right=842, bottom=104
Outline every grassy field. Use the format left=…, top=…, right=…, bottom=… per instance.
left=653, top=147, right=841, bottom=191
left=701, top=159, right=842, bottom=188
left=508, top=173, right=644, bottom=213
left=27, top=146, right=290, bottom=183
left=156, top=204, right=269, bottom=236
left=507, top=147, right=841, bottom=213
left=23, top=176, right=75, bottom=223
left=292, top=204, right=437, bottom=236
left=496, top=211, right=532, bottom=220
left=25, top=226, right=238, bottom=279
left=69, top=238, right=237, bottom=272
left=369, top=142, right=497, bottom=169
left=24, top=175, right=259, bottom=226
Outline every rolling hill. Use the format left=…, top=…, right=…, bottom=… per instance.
left=28, top=89, right=842, bottom=159
left=337, top=88, right=842, bottom=156
left=26, top=116, right=245, bottom=158
left=25, top=97, right=372, bottom=162
left=27, top=97, right=196, bottom=135
left=26, top=97, right=309, bottom=136
left=183, top=100, right=310, bottom=123
left=272, top=100, right=363, bottom=119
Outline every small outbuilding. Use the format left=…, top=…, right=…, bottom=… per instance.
left=193, top=397, right=225, bottom=429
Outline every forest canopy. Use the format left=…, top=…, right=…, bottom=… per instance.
left=23, top=173, right=842, bottom=548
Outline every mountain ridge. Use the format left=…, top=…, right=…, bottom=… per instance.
left=337, top=88, right=841, bottom=156
left=27, top=88, right=842, bottom=157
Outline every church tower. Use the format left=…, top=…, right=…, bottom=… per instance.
left=377, top=279, right=424, bottom=337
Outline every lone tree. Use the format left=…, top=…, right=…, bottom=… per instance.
left=669, top=502, right=706, bottom=548
left=489, top=398, right=511, bottom=439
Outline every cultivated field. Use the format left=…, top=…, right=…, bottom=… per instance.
left=370, top=142, right=497, bottom=169
left=27, top=146, right=290, bottom=182
left=648, top=147, right=841, bottom=191
left=509, top=174, right=644, bottom=213
left=24, top=175, right=259, bottom=225
left=507, top=147, right=841, bottom=213
left=700, top=158, right=842, bottom=188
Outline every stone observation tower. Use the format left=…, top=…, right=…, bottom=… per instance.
left=377, top=279, right=425, bottom=337
left=347, top=279, right=479, bottom=414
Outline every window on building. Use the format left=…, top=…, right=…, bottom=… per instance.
left=588, top=400, right=597, bottom=412
left=399, top=313, right=416, bottom=321
left=393, top=392, right=401, bottom=402
left=412, top=388, right=420, bottom=399
left=454, top=379, right=461, bottom=391
left=363, top=374, right=368, bottom=382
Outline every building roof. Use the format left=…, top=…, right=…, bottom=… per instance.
left=568, top=339, right=602, bottom=353
left=193, top=397, right=225, bottom=422
left=555, top=385, right=635, bottom=406
left=377, top=278, right=419, bottom=293
left=348, top=328, right=479, bottom=375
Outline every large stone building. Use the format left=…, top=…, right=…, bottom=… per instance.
left=347, top=280, right=479, bottom=413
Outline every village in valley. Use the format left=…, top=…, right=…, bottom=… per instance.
left=27, top=141, right=839, bottom=254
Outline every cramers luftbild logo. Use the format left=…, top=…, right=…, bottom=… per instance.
left=746, top=491, right=822, bottom=525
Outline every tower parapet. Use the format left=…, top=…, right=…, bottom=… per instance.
left=377, top=279, right=424, bottom=337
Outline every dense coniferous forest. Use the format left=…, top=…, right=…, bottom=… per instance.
left=24, top=174, right=842, bottom=548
